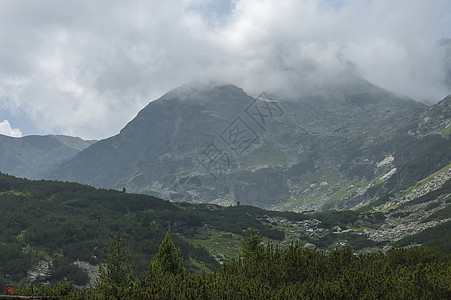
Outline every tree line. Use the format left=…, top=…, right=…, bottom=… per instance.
left=15, top=231, right=451, bottom=299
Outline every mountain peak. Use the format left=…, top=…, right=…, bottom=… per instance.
left=158, top=83, right=248, bottom=104
left=44, top=80, right=434, bottom=210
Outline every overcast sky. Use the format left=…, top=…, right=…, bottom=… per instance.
left=0, top=0, right=450, bottom=140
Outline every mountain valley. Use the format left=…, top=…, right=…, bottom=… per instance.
left=0, top=77, right=450, bottom=288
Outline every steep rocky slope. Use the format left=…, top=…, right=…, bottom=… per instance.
left=334, top=94, right=451, bottom=211
left=367, top=164, right=451, bottom=243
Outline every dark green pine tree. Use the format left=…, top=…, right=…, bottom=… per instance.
left=141, top=232, right=186, bottom=298
left=150, top=232, right=185, bottom=276
left=95, top=232, right=136, bottom=299
left=242, top=229, right=264, bottom=260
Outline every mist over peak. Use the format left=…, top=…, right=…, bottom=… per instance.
left=0, top=0, right=450, bottom=139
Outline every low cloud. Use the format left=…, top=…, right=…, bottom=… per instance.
left=0, top=0, right=450, bottom=139
left=0, top=120, right=22, bottom=137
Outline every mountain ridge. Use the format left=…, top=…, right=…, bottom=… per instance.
left=44, top=80, right=430, bottom=210
left=0, top=134, right=96, bottom=179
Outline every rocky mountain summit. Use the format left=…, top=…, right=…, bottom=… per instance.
left=45, top=78, right=431, bottom=211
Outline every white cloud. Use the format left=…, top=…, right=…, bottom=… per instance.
left=0, top=120, right=22, bottom=137
left=0, top=0, right=450, bottom=139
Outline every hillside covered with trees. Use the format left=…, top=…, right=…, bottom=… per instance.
left=16, top=232, right=451, bottom=299
left=0, top=171, right=450, bottom=291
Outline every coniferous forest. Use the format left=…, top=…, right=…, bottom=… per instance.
left=14, top=232, right=451, bottom=299
left=1, top=172, right=450, bottom=298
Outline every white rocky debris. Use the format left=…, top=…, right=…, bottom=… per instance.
left=27, top=260, right=50, bottom=283
left=369, top=219, right=449, bottom=242
left=376, top=155, right=394, bottom=168
left=388, top=166, right=451, bottom=208
left=380, top=168, right=397, bottom=182
left=74, top=260, right=99, bottom=286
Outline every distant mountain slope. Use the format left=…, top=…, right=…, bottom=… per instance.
left=440, top=38, right=451, bottom=92
left=47, top=79, right=427, bottom=210
left=337, top=94, right=451, bottom=210
left=0, top=134, right=96, bottom=179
